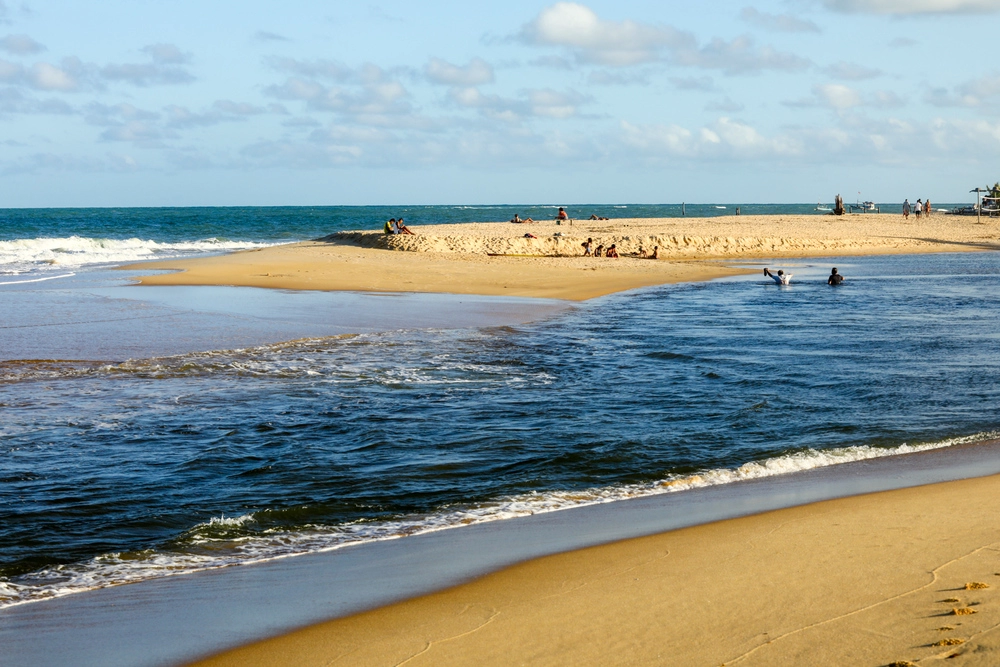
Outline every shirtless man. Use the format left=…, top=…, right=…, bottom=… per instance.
left=764, top=268, right=792, bottom=285
left=556, top=207, right=568, bottom=221
left=605, top=244, right=619, bottom=258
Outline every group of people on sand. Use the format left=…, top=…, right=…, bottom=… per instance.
left=902, top=198, right=931, bottom=219
left=581, top=238, right=659, bottom=259
left=511, top=207, right=611, bottom=224
left=383, top=218, right=415, bottom=235
left=764, top=267, right=843, bottom=286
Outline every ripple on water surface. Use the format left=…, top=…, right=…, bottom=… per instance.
left=4, top=252, right=1000, bottom=607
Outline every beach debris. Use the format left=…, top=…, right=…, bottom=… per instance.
left=951, top=607, right=977, bottom=616
left=937, top=626, right=955, bottom=631
left=887, top=661, right=916, bottom=667
left=931, top=638, right=964, bottom=647
left=942, top=598, right=961, bottom=603
left=964, top=582, right=989, bottom=589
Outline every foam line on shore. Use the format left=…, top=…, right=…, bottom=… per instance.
left=1, top=430, right=993, bottom=610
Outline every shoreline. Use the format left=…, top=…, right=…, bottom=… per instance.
left=7, top=434, right=1000, bottom=667
left=124, top=214, right=1000, bottom=301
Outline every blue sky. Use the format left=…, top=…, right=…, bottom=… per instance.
left=1, top=0, right=998, bottom=206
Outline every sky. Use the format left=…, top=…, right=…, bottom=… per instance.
left=1, top=0, right=999, bottom=207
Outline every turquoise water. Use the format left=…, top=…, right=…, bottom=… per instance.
left=1, top=207, right=997, bottom=610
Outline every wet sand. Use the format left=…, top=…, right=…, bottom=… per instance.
left=194, top=472, right=1000, bottom=667
left=128, top=214, right=1000, bottom=301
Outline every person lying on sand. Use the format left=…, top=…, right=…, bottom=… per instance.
left=511, top=214, right=535, bottom=223
left=581, top=238, right=593, bottom=256
left=764, top=268, right=791, bottom=285
left=588, top=214, right=610, bottom=220
left=523, top=232, right=537, bottom=239
left=606, top=244, right=619, bottom=258
left=827, top=267, right=844, bottom=285
left=395, top=218, right=416, bottom=235
left=384, top=218, right=396, bottom=235
left=635, top=246, right=647, bottom=258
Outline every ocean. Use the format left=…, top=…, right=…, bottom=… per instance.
left=1, top=204, right=996, bottom=613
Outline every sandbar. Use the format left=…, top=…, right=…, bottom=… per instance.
left=128, top=214, right=1000, bottom=301
left=193, top=472, right=1000, bottom=666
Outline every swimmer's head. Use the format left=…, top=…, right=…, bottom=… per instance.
left=831, top=268, right=838, bottom=274
left=777, top=270, right=784, bottom=275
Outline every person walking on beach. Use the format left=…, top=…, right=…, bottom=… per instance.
left=581, top=238, right=593, bottom=256
left=827, top=267, right=844, bottom=285
left=902, top=199, right=911, bottom=219
left=764, top=268, right=792, bottom=285
left=925, top=199, right=931, bottom=216
left=915, top=199, right=923, bottom=219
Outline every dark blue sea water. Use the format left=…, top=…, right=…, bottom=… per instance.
left=1, top=207, right=997, bottom=610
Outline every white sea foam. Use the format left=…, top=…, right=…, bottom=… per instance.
left=0, top=236, right=280, bottom=275
left=0, top=272, right=75, bottom=285
left=1, top=431, right=994, bottom=610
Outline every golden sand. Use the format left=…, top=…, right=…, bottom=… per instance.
left=128, top=214, right=1000, bottom=301
left=190, top=473, right=1000, bottom=666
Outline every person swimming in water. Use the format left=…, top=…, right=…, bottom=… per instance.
left=827, top=267, right=843, bottom=285
left=764, top=268, right=792, bottom=285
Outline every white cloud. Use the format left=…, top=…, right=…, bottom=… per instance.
left=620, top=118, right=802, bottom=159
left=267, top=57, right=351, bottom=81
left=587, top=69, right=648, bottom=85
left=817, top=83, right=863, bottom=109
left=520, top=2, right=692, bottom=66
left=448, top=86, right=588, bottom=121
left=141, top=43, right=190, bottom=65
left=706, top=97, right=745, bottom=112
left=824, top=0, right=1000, bottom=14
left=519, top=3, right=807, bottom=74
left=264, top=64, right=416, bottom=123
left=676, top=36, right=811, bottom=74
left=32, top=62, right=76, bottom=91
left=0, top=34, right=45, bottom=55
left=823, top=61, right=882, bottom=80
left=670, top=76, right=715, bottom=91
left=926, top=73, right=1000, bottom=109
left=101, top=44, right=194, bottom=86
left=163, top=101, right=266, bottom=129
left=740, top=7, right=820, bottom=32
left=424, top=57, right=494, bottom=86
left=784, top=84, right=901, bottom=110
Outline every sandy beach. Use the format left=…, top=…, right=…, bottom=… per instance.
left=129, top=214, right=1000, bottom=301
left=193, top=473, right=1000, bottom=667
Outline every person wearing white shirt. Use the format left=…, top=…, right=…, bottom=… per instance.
left=764, top=268, right=792, bottom=285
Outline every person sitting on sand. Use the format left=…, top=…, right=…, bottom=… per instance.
left=827, top=267, right=843, bottom=286
left=650, top=246, right=659, bottom=259
left=556, top=207, right=568, bottom=221
left=635, top=245, right=647, bottom=258
left=606, top=244, right=619, bottom=258
left=589, top=214, right=599, bottom=220
left=395, top=218, right=416, bottom=235
left=384, top=218, right=396, bottom=235
left=594, top=244, right=604, bottom=257
left=582, top=238, right=593, bottom=256
left=511, top=213, right=534, bottom=223
left=764, top=268, right=792, bottom=285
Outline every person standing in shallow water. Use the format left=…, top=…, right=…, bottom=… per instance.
left=828, top=267, right=844, bottom=285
